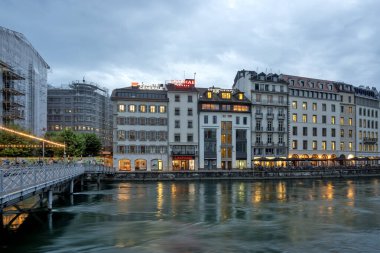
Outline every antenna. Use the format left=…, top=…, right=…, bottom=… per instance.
left=194, top=72, right=196, bottom=81
left=83, top=76, right=85, bottom=83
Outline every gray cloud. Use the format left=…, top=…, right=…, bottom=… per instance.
left=1, top=0, right=380, bottom=90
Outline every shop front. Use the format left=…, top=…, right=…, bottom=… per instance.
left=172, top=156, right=195, bottom=170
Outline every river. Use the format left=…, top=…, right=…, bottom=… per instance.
left=2, top=178, right=380, bottom=252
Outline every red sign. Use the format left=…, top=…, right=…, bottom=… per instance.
left=173, top=156, right=194, bottom=160
left=168, top=79, right=195, bottom=90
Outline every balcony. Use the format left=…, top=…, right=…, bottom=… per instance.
left=252, top=100, right=287, bottom=106
left=363, top=137, right=378, bottom=144
left=278, top=113, right=285, bottom=119
left=266, top=113, right=274, bottom=119
left=255, top=127, right=263, bottom=132
left=255, top=112, right=263, bottom=119
left=266, top=127, right=274, bottom=132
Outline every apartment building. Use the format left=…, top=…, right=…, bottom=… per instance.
left=198, top=88, right=251, bottom=169
left=233, top=71, right=289, bottom=166
left=166, top=79, right=199, bottom=170
left=281, top=74, right=342, bottom=164
left=354, top=86, right=380, bottom=159
left=111, top=83, right=169, bottom=171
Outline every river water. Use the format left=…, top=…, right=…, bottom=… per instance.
left=2, top=178, right=380, bottom=253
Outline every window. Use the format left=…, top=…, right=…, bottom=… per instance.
left=159, top=106, right=166, bottom=113
left=188, top=120, right=193, bottom=128
left=322, top=141, right=327, bottom=150
left=312, top=103, right=317, bottom=111
left=340, top=129, right=344, bottom=138
left=175, top=108, right=180, bottom=116
left=322, top=115, right=326, bottom=124
left=204, top=115, right=208, bottom=124
left=349, top=142, right=353, bottom=151
left=313, top=127, right=317, bottom=136
left=188, top=108, right=193, bottom=116
left=302, top=102, right=307, bottom=110
left=292, top=101, right=297, bottom=109
left=256, top=94, right=261, bottom=102
left=349, top=118, right=352, bottom=126
left=303, top=127, right=308, bottom=136
left=331, top=128, right=336, bottom=137
left=331, top=104, right=335, bottom=112
left=312, top=115, right=317, bottom=123
left=129, top=131, right=136, bottom=141
left=175, top=120, right=180, bottom=128
left=243, top=117, right=247, bottom=125
left=341, top=106, right=344, bottom=113
left=349, top=130, right=353, bottom=138
left=312, top=141, right=317, bottom=150
left=303, top=140, right=308, bottom=150
left=293, top=126, right=297, bottom=136
left=188, top=95, right=193, bottom=102
left=128, top=104, right=136, bottom=112
left=302, top=114, right=307, bottom=123
left=236, top=117, right=240, bottom=125
left=348, top=106, right=353, bottom=114
left=331, top=141, right=336, bottom=151
left=238, top=93, right=244, bottom=100
left=206, top=91, right=212, bottom=99
left=213, top=116, right=217, bottom=124
left=118, top=104, right=126, bottom=112
left=175, top=95, right=180, bottom=102
left=187, top=134, right=193, bottom=142
left=322, top=128, right=327, bottom=137
left=174, top=134, right=180, bottom=142
left=322, top=104, right=326, bottom=111
left=340, top=117, right=344, bottom=125
left=292, top=113, right=297, bottom=122
left=149, top=105, right=156, bottom=113
left=331, top=116, right=335, bottom=125
left=359, top=108, right=362, bottom=115
left=139, top=105, right=146, bottom=112
left=340, top=142, right=344, bottom=151
left=292, top=140, right=298, bottom=150
left=221, top=92, right=231, bottom=99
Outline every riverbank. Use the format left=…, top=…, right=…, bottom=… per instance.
left=88, top=166, right=380, bottom=182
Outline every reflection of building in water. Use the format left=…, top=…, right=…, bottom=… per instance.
left=2, top=212, right=29, bottom=230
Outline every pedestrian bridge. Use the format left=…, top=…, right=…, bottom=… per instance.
left=0, top=165, right=112, bottom=211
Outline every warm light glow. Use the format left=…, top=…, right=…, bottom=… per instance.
left=0, top=126, right=65, bottom=148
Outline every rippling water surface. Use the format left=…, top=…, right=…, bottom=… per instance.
left=2, top=178, right=380, bottom=252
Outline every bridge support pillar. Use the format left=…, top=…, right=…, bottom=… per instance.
left=97, top=175, right=101, bottom=185
left=70, top=180, right=74, bottom=195
left=39, top=193, right=44, bottom=208
left=47, top=190, right=53, bottom=211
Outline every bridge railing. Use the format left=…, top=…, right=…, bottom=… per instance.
left=0, top=165, right=85, bottom=196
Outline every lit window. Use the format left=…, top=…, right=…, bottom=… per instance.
left=331, top=141, right=336, bottom=151
left=312, top=115, right=317, bottom=123
left=322, top=141, right=327, bottom=150
left=238, top=93, right=244, bottom=100
left=149, top=105, right=156, bottom=113
left=159, top=106, right=166, bottom=113
left=302, top=114, right=307, bottom=123
left=292, top=113, right=297, bottom=122
left=233, top=105, right=249, bottom=112
left=292, top=140, right=298, bottom=149
left=206, top=91, right=212, bottom=99
left=292, top=101, right=297, bottom=109
left=340, top=142, right=344, bottom=151
left=312, top=141, right=317, bottom=150
left=348, top=118, right=352, bottom=126
left=221, top=92, right=231, bottom=99
left=118, top=104, right=126, bottom=112
left=331, top=116, right=335, bottom=125
left=139, top=105, right=146, bottom=112
left=312, top=103, right=317, bottom=111
left=302, top=102, right=307, bottom=110
left=128, top=104, right=136, bottom=112
left=349, top=142, right=353, bottom=151
left=340, top=117, right=344, bottom=125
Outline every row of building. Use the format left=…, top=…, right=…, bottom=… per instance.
left=1, top=26, right=380, bottom=171
left=112, top=72, right=380, bottom=171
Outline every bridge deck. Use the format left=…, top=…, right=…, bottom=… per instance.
left=0, top=165, right=85, bottom=209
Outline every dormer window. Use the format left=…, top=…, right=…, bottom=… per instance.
left=206, top=91, right=212, bottom=99
left=238, top=93, right=244, bottom=100
left=221, top=92, right=231, bottom=99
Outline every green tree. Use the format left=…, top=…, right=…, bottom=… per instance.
left=82, top=133, right=102, bottom=156
left=45, top=130, right=85, bottom=157
left=0, top=125, right=36, bottom=157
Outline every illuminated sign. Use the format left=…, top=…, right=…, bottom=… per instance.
left=139, top=83, right=165, bottom=90
left=131, top=82, right=139, bottom=87
left=207, top=88, right=233, bottom=94
left=167, top=79, right=195, bottom=90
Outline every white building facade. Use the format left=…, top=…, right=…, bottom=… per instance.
left=198, top=88, right=252, bottom=170
left=166, top=80, right=199, bottom=170
left=233, top=71, right=289, bottom=166
left=111, top=85, right=169, bottom=171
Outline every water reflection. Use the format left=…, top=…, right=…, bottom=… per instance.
left=2, top=178, right=380, bottom=253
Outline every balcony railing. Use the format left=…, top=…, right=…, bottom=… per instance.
left=363, top=137, right=378, bottom=144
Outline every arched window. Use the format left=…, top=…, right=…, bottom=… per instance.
left=119, top=159, right=131, bottom=171
left=135, top=159, right=147, bottom=170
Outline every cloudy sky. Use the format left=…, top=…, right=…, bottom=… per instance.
left=1, top=0, right=380, bottom=91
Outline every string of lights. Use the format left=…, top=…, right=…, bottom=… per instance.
left=0, top=125, right=65, bottom=148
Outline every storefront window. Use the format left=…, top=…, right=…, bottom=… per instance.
left=135, top=159, right=147, bottom=170
left=119, top=159, right=131, bottom=171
